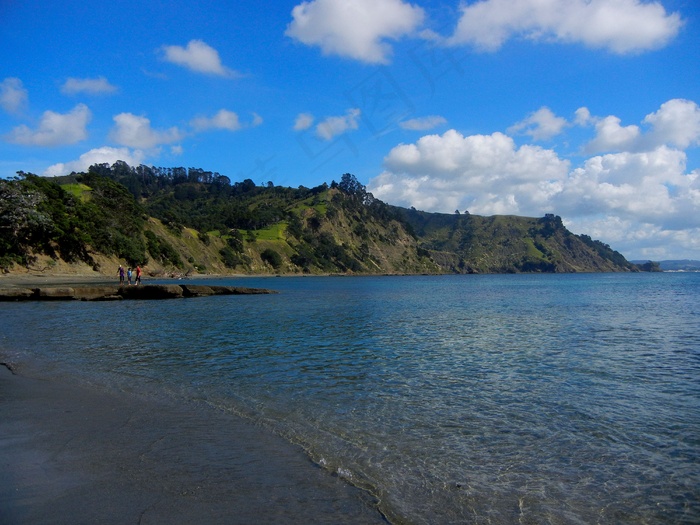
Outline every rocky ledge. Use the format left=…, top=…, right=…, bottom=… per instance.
left=0, top=284, right=277, bottom=301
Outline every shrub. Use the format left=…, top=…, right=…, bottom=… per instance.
left=260, top=248, right=282, bottom=269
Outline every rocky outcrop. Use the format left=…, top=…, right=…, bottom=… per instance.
left=0, top=284, right=277, bottom=301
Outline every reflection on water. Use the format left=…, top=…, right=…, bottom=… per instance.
left=2, top=273, right=699, bottom=524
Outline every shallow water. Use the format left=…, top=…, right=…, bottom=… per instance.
left=2, top=273, right=699, bottom=524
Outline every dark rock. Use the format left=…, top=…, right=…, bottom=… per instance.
left=179, top=284, right=216, bottom=297
left=0, top=288, right=36, bottom=301
left=118, top=284, right=184, bottom=300
left=37, top=287, right=76, bottom=300
left=74, top=286, right=123, bottom=301
left=0, top=283, right=277, bottom=301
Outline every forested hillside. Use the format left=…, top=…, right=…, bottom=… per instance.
left=1, top=163, right=644, bottom=276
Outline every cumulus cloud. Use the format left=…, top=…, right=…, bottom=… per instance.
left=556, top=147, right=694, bottom=225
left=161, top=40, right=237, bottom=76
left=0, top=77, right=28, bottom=115
left=61, top=76, right=118, bottom=95
left=449, top=0, right=683, bottom=54
left=508, top=107, right=568, bottom=140
left=584, top=99, right=700, bottom=153
left=6, top=104, right=91, bottom=146
left=316, top=108, right=361, bottom=140
left=286, top=0, right=425, bottom=64
left=399, top=115, right=447, bottom=131
left=370, top=129, right=569, bottom=215
left=109, top=113, right=183, bottom=149
left=643, top=98, right=700, bottom=149
left=43, top=147, right=146, bottom=177
left=191, top=109, right=242, bottom=132
left=585, top=115, right=641, bottom=153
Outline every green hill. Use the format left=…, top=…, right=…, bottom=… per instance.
left=0, top=164, right=642, bottom=276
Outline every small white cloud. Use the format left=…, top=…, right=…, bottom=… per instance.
left=109, top=113, right=183, bottom=149
left=399, top=115, right=447, bottom=131
left=574, top=107, right=592, bottom=126
left=251, top=113, right=263, bottom=127
left=61, top=76, right=118, bottom=96
left=161, top=39, right=237, bottom=77
left=316, top=108, right=361, bottom=140
left=6, top=104, right=91, bottom=147
left=43, top=147, right=145, bottom=177
left=191, top=109, right=242, bottom=132
left=643, top=98, right=700, bottom=149
left=585, top=115, right=641, bottom=153
left=294, top=112, right=315, bottom=131
left=508, top=107, right=568, bottom=140
left=0, top=77, right=28, bottom=115
left=449, top=0, right=683, bottom=54
left=286, top=0, right=425, bottom=64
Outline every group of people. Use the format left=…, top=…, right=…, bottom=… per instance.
left=117, top=264, right=142, bottom=286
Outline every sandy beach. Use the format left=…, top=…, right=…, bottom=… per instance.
left=0, top=362, right=386, bottom=524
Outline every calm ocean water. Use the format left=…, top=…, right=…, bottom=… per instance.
left=2, top=273, right=699, bottom=524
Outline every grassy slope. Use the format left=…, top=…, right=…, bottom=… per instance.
left=3, top=174, right=637, bottom=276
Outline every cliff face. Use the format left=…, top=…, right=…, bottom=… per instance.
left=395, top=210, right=637, bottom=274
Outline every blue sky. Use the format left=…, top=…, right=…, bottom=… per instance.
left=1, top=0, right=699, bottom=261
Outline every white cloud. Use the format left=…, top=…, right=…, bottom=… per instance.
left=643, top=98, right=700, bottom=149
left=399, top=115, right=447, bottom=131
left=190, top=110, right=263, bottom=132
left=371, top=129, right=569, bottom=215
left=61, top=76, right=118, bottom=95
left=584, top=99, right=700, bottom=153
left=574, top=107, right=592, bottom=126
left=286, top=0, right=425, bottom=64
left=555, top=147, right=693, bottom=225
left=294, top=112, right=315, bottom=131
left=585, top=115, right=641, bottom=153
left=0, top=77, right=28, bottom=115
left=449, top=0, right=683, bottom=54
left=508, top=107, right=568, bottom=140
left=161, top=40, right=237, bottom=76
left=6, top=104, right=91, bottom=146
left=43, top=147, right=145, bottom=177
left=316, top=108, right=361, bottom=140
left=191, top=109, right=242, bottom=132
left=109, top=113, right=183, bottom=149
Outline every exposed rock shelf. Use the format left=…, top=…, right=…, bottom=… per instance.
left=0, top=284, right=277, bottom=301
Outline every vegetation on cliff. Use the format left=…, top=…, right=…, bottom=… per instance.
left=1, top=163, right=644, bottom=275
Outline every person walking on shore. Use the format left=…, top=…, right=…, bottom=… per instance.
left=135, top=265, right=142, bottom=285
left=127, top=267, right=133, bottom=286
left=117, top=265, right=125, bottom=285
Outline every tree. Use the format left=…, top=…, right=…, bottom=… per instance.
left=338, top=173, right=365, bottom=196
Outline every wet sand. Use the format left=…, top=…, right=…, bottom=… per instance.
left=0, top=364, right=386, bottom=524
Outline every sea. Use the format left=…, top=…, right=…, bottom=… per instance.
left=1, top=273, right=698, bottom=524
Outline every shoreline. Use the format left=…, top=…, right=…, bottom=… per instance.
left=0, top=361, right=386, bottom=524
left=0, top=272, right=250, bottom=289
